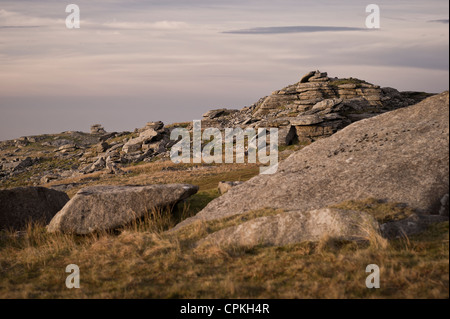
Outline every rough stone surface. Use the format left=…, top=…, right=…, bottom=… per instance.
left=174, top=92, right=449, bottom=231
left=47, top=184, right=199, bottom=234
left=218, top=181, right=244, bottom=195
left=91, top=124, right=106, bottom=134
left=0, top=187, right=70, bottom=230
left=198, top=208, right=379, bottom=247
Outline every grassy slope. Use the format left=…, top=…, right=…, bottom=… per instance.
left=0, top=146, right=448, bottom=299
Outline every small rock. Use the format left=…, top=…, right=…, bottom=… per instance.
left=218, top=181, right=244, bottom=195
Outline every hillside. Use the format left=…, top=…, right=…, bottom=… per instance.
left=0, top=71, right=448, bottom=299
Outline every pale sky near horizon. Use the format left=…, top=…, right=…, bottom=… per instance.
left=0, top=0, right=448, bottom=141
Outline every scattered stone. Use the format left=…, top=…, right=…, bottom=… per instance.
left=41, top=174, right=60, bottom=184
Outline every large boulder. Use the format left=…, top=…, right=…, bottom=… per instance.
left=174, top=92, right=449, bottom=231
left=47, top=184, right=199, bottom=234
left=198, top=208, right=379, bottom=248
left=0, top=187, right=70, bottom=230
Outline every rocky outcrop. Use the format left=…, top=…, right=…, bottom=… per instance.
left=198, top=71, right=432, bottom=145
left=198, top=208, right=379, bottom=248
left=47, top=184, right=199, bottom=234
left=90, top=124, right=106, bottom=134
left=174, top=92, right=449, bottom=231
left=0, top=187, right=69, bottom=230
left=0, top=71, right=437, bottom=188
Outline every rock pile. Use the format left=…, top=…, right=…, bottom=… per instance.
left=199, top=70, right=431, bottom=145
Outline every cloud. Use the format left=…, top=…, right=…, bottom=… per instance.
left=0, top=9, right=60, bottom=28
left=101, top=20, right=189, bottom=30
left=0, top=26, right=41, bottom=29
left=223, top=25, right=367, bottom=34
left=428, top=19, right=449, bottom=24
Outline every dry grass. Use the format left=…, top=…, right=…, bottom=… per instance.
left=0, top=203, right=448, bottom=299
left=0, top=153, right=448, bottom=299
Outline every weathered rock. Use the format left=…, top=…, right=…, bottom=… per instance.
left=299, top=71, right=316, bottom=83
left=380, top=214, right=449, bottom=238
left=47, top=184, right=199, bottom=234
left=14, top=137, right=29, bottom=147
left=198, top=208, right=379, bottom=247
left=81, top=156, right=106, bottom=174
left=105, top=156, right=124, bottom=175
left=122, top=129, right=160, bottom=154
left=50, top=139, right=72, bottom=147
left=96, top=142, right=110, bottom=153
left=174, top=92, right=449, bottom=231
left=218, top=181, right=244, bottom=195
left=41, top=174, right=60, bottom=184
left=0, top=187, right=69, bottom=230
left=312, top=98, right=343, bottom=112
left=203, top=109, right=229, bottom=119
left=291, top=114, right=324, bottom=126
left=58, top=144, right=77, bottom=152
left=278, top=125, right=296, bottom=146
left=145, top=121, right=164, bottom=131
left=91, top=124, right=106, bottom=134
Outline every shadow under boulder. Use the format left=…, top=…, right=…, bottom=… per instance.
left=0, top=187, right=69, bottom=231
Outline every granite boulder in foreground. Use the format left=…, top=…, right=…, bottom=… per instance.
left=47, top=184, right=198, bottom=234
left=174, top=92, right=449, bottom=231
left=198, top=208, right=380, bottom=248
left=0, top=187, right=69, bottom=230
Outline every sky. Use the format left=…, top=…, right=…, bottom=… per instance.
left=0, top=0, right=448, bottom=141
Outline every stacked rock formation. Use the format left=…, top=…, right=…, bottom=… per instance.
left=200, top=70, right=431, bottom=145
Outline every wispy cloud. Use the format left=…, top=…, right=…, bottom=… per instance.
left=223, top=26, right=366, bottom=34
left=101, top=21, right=189, bottom=30
left=428, top=19, right=449, bottom=24
left=0, top=9, right=60, bottom=28
left=0, top=25, right=42, bottom=29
